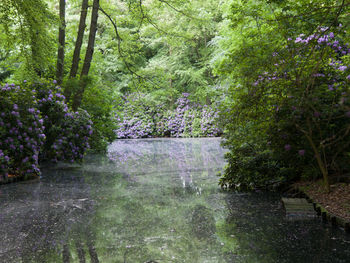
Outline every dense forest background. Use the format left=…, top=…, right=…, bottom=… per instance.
left=1, top=0, right=350, bottom=191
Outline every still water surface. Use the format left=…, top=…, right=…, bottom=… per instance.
left=0, top=138, right=349, bottom=262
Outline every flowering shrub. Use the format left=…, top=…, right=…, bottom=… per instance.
left=115, top=93, right=158, bottom=139
left=34, top=81, right=93, bottom=163
left=158, top=94, right=195, bottom=137
left=115, top=93, right=221, bottom=139
left=0, top=83, right=45, bottom=180
left=266, top=28, right=350, bottom=190
left=219, top=26, right=350, bottom=191
left=0, top=81, right=93, bottom=182
left=197, top=105, right=221, bottom=137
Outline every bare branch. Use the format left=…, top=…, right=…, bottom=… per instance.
left=98, top=7, right=122, bottom=53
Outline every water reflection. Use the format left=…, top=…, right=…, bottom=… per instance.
left=0, top=138, right=349, bottom=262
left=218, top=193, right=350, bottom=263
left=0, top=171, right=100, bottom=262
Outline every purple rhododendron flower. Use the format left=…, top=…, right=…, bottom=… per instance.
left=338, top=65, right=347, bottom=71
left=298, top=150, right=305, bottom=156
left=284, top=144, right=291, bottom=151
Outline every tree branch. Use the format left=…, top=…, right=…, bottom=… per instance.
left=158, top=0, right=198, bottom=20
left=98, top=7, right=163, bottom=89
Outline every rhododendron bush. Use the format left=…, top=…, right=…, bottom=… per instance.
left=215, top=0, right=350, bottom=191
left=0, top=81, right=93, bottom=182
left=0, top=84, right=44, bottom=179
left=35, top=83, right=92, bottom=162
left=267, top=28, right=350, bottom=191
left=115, top=93, right=221, bottom=139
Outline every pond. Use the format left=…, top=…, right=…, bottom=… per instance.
left=0, top=138, right=349, bottom=262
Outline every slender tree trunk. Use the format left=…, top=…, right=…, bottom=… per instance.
left=56, top=0, right=66, bottom=85
left=305, top=132, right=330, bottom=193
left=80, top=0, right=99, bottom=77
left=72, top=0, right=99, bottom=111
left=65, top=0, right=89, bottom=102
left=296, top=119, right=330, bottom=192
left=69, top=0, right=88, bottom=78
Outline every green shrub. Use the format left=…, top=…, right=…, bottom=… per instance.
left=219, top=139, right=294, bottom=191
left=81, top=84, right=117, bottom=152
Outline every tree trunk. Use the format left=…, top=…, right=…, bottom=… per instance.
left=72, top=0, right=99, bottom=111
left=65, top=0, right=89, bottom=102
left=69, top=0, right=88, bottom=78
left=56, top=0, right=66, bottom=85
left=305, top=133, right=330, bottom=192
left=80, top=0, right=99, bottom=77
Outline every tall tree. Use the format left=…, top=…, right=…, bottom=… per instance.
left=56, top=0, right=66, bottom=84
left=80, top=0, right=99, bottom=78
left=72, top=0, right=100, bottom=111
left=69, top=0, right=89, bottom=79
left=64, top=0, right=89, bottom=102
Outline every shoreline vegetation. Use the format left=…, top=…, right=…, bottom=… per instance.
left=0, top=81, right=93, bottom=183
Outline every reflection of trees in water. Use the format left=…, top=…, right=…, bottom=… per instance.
left=1, top=139, right=229, bottom=262
left=190, top=204, right=216, bottom=239
left=100, top=138, right=227, bottom=262
left=107, top=138, right=226, bottom=193
left=0, top=170, right=100, bottom=263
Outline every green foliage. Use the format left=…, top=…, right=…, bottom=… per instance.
left=0, top=0, right=56, bottom=80
left=81, top=82, right=118, bottom=152
left=219, top=143, right=294, bottom=191
left=215, top=0, right=350, bottom=190
left=93, top=0, right=222, bottom=102
left=218, top=121, right=295, bottom=190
